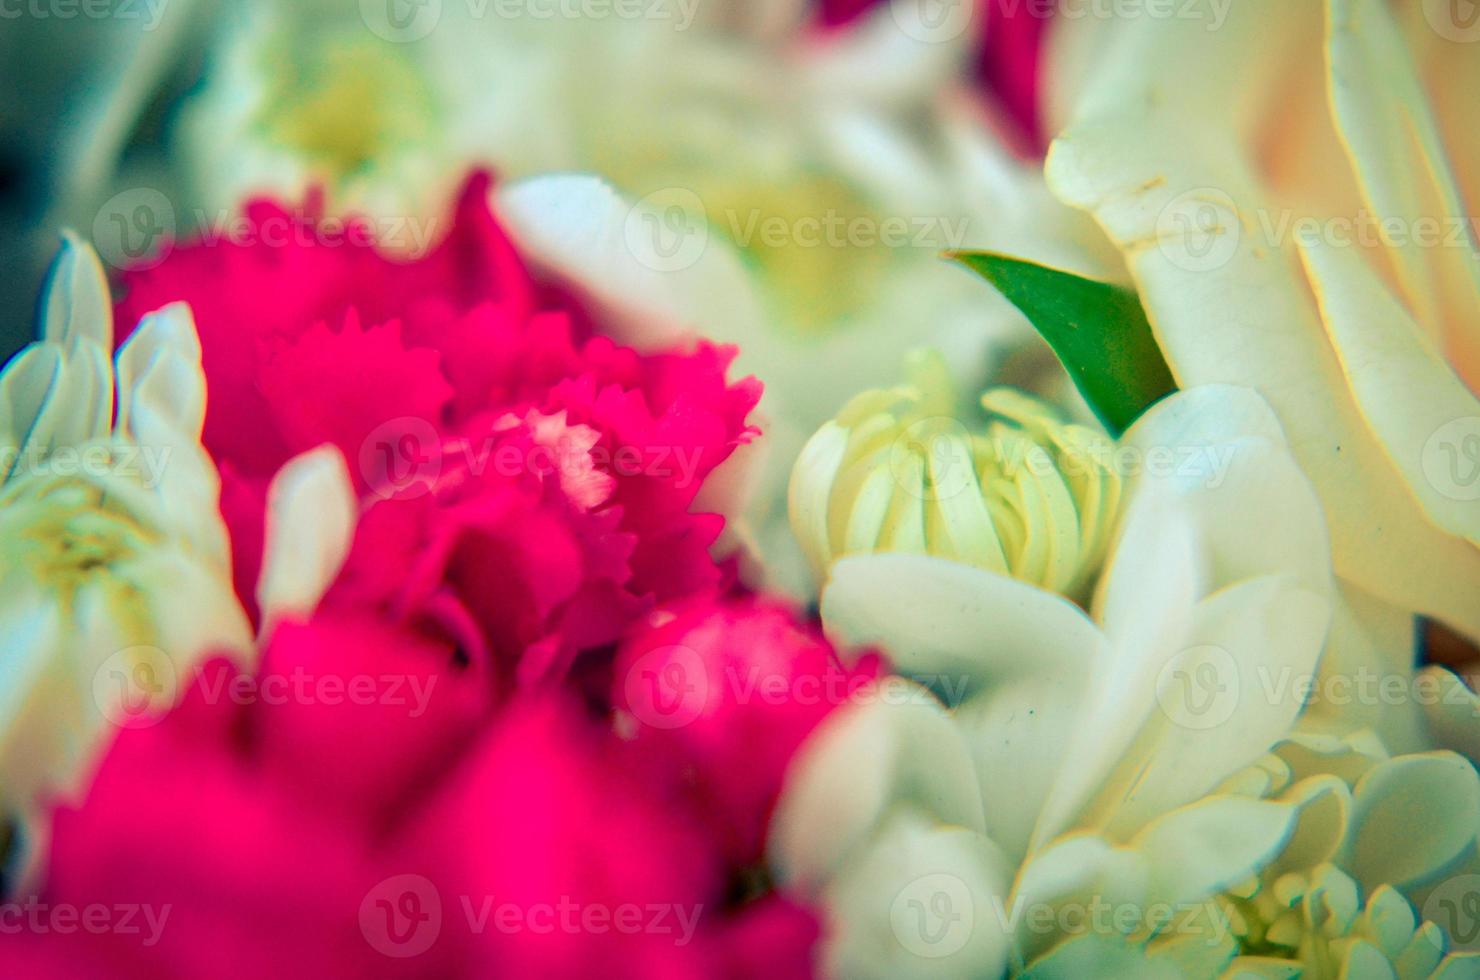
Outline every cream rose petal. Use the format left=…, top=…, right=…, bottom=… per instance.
left=1299, top=236, right=1480, bottom=545
left=1416, top=666, right=1480, bottom=766
left=1045, top=102, right=1480, bottom=642
left=1325, top=0, right=1480, bottom=370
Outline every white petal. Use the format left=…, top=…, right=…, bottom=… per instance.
left=255, top=446, right=358, bottom=635
left=1122, top=385, right=1332, bottom=595
left=492, top=174, right=766, bottom=353
left=956, top=666, right=1089, bottom=865
left=1347, top=752, right=1480, bottom=892
left=0, top=345, right=64, bottom=477
left=40, top=231, right=113, bottom=350
left=1132, top=795, right=1298, bottom=910
left=770, top=684, right=985, bottom=892
left=822, top=810, right=1012, bottom=980
left=1033, top=496, right=1200, bottom=849
left=1021, top=934, right=1187, bottom=980
left=1092, top=575, right=1331, bottom=839
left=115, top=302, right=204, bottom=434
left=0, top=340, right=113, bottom=470
left=821, top=553, right=1105, bottom=688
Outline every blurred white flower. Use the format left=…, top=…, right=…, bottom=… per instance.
left=0, top=233, right=247, bottom=834
left=0, top=235, right=356, bottom=845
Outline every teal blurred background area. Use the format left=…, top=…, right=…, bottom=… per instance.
left=0, top=0, right=220, bottom=358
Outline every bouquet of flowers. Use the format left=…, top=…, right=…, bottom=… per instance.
left=0, top=0, right=1477, bottom=977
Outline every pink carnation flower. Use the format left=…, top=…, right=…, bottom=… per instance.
left=116, top=173, right=761, bottom=690
left=4, top=601, right=833, bottom=977
left=614, top=598, right=884, bottom=867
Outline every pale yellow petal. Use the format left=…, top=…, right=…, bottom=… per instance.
left=255, top=446, right=357, bottom=635
left=1045, top=104, right=1480, bottom=642
left=1300, top=236, right=1480, bottom=545
left=1326, top=0, right=1480, bottom=376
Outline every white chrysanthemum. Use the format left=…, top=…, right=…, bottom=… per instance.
left=0, top=235, right=358, bottom=845
left=0, top=234, right=248, bottom=830
left=1208, top=732, right=1480, bottom=978
left=771, top=385, right=1339, bottom=978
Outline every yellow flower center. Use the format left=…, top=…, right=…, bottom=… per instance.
left=3, top=472, right=161, bottom=631
left=256, top=34, right=437, bottom=181
left=790, top=352, right=1122, bottom=600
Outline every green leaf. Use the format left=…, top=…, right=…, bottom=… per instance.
left=950, top=251, right=1176, bottom=435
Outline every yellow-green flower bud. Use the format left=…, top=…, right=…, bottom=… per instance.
left=788, top=352, right=1122, bottom=601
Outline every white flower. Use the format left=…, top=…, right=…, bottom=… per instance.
left=1040, top=0, right=1480, bottom=752
left=770, top=385, right=1336, bottom=977
left=0, top=235, right=357, bottom=844
left=1209, top=734, right=1480, bottom=978
left=0, top=234, right=246, bottom=831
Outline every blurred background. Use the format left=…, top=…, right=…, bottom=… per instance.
left=0, top=0, right=218, bottom=354
left=0, top=0, right=1060, bottom=360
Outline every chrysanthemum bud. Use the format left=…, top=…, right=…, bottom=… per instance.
left=788, top=352, right=1122, bottom=600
